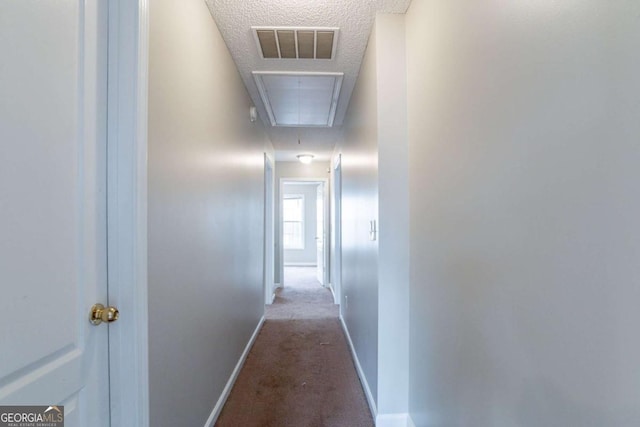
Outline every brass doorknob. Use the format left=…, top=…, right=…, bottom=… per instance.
left=90, top=303, right=119, bottom=325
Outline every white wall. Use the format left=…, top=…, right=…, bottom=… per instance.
left=338, top=18, right=380, bottom=407
left=283, top=183, right=318, bottom=265
left=336, top=15, right=411, bottom=419
left=147, top=1, right=272, bottom=425
left=375, top=14, right=410, bottom=420
left=406, top=1, right=640, bottom=426
left=274, top=161, right=330, bottom=284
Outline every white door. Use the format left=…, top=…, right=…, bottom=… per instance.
left=316, top=183, right=325, bottom=284
left=0, top=1, right=111, bottom=426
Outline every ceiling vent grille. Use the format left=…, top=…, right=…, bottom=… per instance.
left=252, top=27, right=339, bottom=60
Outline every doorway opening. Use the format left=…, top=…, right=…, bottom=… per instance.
left=279, top=179, right=329, bottom=294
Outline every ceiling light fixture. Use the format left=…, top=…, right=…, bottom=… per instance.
left=297, top=154, right=314, bottom=164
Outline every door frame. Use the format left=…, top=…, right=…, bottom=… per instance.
left=106, top=0, right=150, bottom=426
left=264, top=154, right=276, bottom=304
left=279, top=178, right=330, bottom=288
left=330, top=154, right=342, bottom=305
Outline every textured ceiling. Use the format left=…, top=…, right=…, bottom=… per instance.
left=205, top=0, right=412, bottom=161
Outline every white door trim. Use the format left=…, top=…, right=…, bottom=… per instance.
left=331, top=154, right=342, bottom=305
left=264, top=154, right=276, bottom=304
left=107, top=1, right=150, bottom=426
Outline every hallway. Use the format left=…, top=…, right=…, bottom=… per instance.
left=216, top=268, right=373, bottom=427
left=4, top=0, right=640, bottom=426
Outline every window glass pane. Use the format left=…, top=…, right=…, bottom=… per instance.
left=283, top=195, right=304, bottom=249
left=283, top=222, right=302, bottom=248
left=283, top=197, right=303, bottom=221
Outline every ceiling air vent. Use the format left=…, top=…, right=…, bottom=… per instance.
left=252, top=27, right=339, bottom=60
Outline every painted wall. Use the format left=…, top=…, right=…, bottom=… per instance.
left=147, top=1, right=271, bottom=425
left=336, top=14, right=411, bottom=419
left=337, top=19, right=380, bottom=407
left=374, top=14, right=410, bottom=420
left=274, top=161, right=329, bottom=285
left=283, top=183, right=319, bottom=265
left=406, top=1, right=640, bottom=426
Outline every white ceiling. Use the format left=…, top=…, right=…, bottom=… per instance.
left=205, top=0, right=412, bottom=161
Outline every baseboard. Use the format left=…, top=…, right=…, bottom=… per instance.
left=274, top=282, right=282, bottom=289
left=266, top=282, right=276, bottom=305
left=283, top=262, right=317, bottom=267
left=328, top=283, right=340, bottom=305
left=328, top=282, right=336, bottom=299
left=203, top=316, right=265, bottom=427
left=339, top=315, right=377, bottom=420
left=407, top=414, right=416, bottom=427
left=265, top=293, right=275, bottom=305
left=376, top=413, right=412, bottom=427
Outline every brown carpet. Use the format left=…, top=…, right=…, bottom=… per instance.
left=215, top=267, right=374, bottom=427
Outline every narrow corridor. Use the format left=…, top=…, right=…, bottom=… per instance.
left=215, top=267, right=373, bottom=427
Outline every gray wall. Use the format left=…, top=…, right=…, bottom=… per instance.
left=147, top=1, right=271, bottom=425
left=274, top=161, right=330, bottom=285
left=283, top=183, right=319, bottom=265
left=406, top=1, right=640, bottom=426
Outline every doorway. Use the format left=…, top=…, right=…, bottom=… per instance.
left=279, top=179, right=329, bottom=290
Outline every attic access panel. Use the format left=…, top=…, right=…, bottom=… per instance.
left=252, top=27, right=339, bottom=60
left=253, top=72, right=344, bottom=127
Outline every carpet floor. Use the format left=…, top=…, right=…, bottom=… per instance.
left=215, top=267, right=374, bottom=427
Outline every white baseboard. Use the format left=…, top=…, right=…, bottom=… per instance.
left=328, top=282, right=335, bottom=297
left=266, top=282, right=276, bottom=305
left=265, top=293, right=275, bottom=305
left=284, top=262, right=317, bottom=267
left=328, top=283, right=340, bottom=304
left=376, top=413, right=412, bottom=427
left=203, top=316, right=265, bottom=427
left=339, top=315, right=377, bottom=420
left=274, top=282, right=282, bottom=289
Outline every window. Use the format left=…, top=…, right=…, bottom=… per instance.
left=283, top=195, right=304, bottom=249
